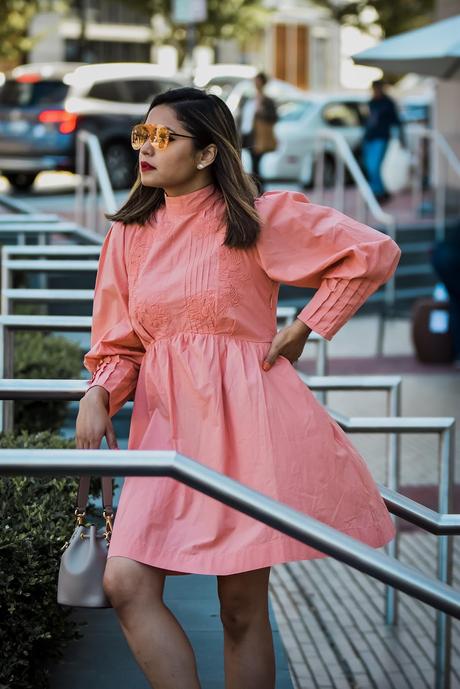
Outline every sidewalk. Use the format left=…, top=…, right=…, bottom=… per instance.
left=271, top=314, right=460, bottom=689
left=50, top=574, right=293, bottom=688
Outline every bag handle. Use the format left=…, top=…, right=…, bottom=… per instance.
left=75, top=476, right=114, bottom=540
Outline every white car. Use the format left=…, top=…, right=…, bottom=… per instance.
left=253, top=92, right=370, bottom=186
left=193, top=64, right=259, bottom=100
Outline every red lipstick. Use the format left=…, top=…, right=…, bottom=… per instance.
left=141, top=161, right=155, bottom=171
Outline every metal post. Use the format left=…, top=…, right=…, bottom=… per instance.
left=314, top=338, right=328, bottom=405
left=75, top=134, right=85, bottom=227
left=333, top=149, right=345, bottom=212
left=435, top=427, right=454, bottom=689
left=314, top=145, right=325, bottom=205
left=435, top=160, right=446, bottom=242
left=89, top=154, right=98, bottom=232
left=384, top=380, right=401, bottom=624
left=3, top=328, right=14, bottom=432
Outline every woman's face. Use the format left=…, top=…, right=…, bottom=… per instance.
left=138, top=104, right=213, bottom=195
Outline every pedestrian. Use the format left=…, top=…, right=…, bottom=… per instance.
left=76, top=86, right=400, bottom=689
left=240, top=71, right=278, bottom=186
left=363, top=78, right=404, bottom=202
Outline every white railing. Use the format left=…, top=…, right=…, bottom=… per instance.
left=75, top=130, right=117, bottom=234
left=407, top=125, right=460, bottom=240
left=312, top=129, right=397, bottom=312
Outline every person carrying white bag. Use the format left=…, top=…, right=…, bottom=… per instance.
left=362, top=79, right=406, bottom=202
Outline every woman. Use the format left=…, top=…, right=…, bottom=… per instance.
left=76, top=87, right=400, bottom=689
left=240, top=71, right=278, bottom=185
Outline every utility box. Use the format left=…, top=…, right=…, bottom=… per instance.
left=412, top=299, right=454, bottom=363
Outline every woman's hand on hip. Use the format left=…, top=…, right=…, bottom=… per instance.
left=76, top=385, right=118, bottom=450
left=263, top=318, right=312, bottom=371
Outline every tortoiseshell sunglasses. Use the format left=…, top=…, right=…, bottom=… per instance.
left=131, top=123, right=195, bottom=151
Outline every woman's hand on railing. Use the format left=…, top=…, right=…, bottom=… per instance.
left=76, top=385, right=119, bottom=450
left=262, top=318, right=312, bottom=371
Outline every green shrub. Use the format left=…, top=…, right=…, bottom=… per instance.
left=0, top=431, right=83, bottom=689
left=13, top=332, right=82, bottom=432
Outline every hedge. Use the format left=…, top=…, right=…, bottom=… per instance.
left=0, top=431, right=89, bottom=689
left=13, top=332, right=82, bottom=433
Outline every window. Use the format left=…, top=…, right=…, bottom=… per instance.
left=86, top=80, right=125, bottom=102
left=0, top=80, right=69, bottom=107
left=277, top=100, right=315, bottom=122
left=125, top=80, right=179, bottom=104
left=322, top=102, right=361, bottom=127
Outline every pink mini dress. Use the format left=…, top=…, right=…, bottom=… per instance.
left=84, top=184, right=401, bottom=575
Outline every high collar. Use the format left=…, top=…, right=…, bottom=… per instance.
left=163, top=183, right=219, bottom=215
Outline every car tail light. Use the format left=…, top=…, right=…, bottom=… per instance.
left=38, top=109, right=78, bottom=134
left=16, top=74, right=40, bottom=83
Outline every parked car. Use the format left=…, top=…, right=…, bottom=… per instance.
left=0, top=62, right=185, bottom=191
left=193, top=64, right=259, bottom=100
left=251, top=91, right=370, bottom=186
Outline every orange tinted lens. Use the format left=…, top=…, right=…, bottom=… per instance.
left=154, top=125, right=170, bottom=150
left=131, top=124, right=149, bottom=150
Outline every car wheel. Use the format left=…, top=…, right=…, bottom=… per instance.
left=103, top=142, right=136, bottom=190
left=6, top=173, right=37, bottom=192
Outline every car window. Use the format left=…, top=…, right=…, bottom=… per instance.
left=86, top=80, right=125, bottom=102
left=125, top=80, right=179, bottom=103
left=0, top=79, right=68, bottom=107
left=205, top=78, right=240, bottom=100
left=277, top=100, right=315, bottom=122
left=322, top=102, right=361, bottom=127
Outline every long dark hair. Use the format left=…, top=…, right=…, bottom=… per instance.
left=107, top=87, right=261, bottom=248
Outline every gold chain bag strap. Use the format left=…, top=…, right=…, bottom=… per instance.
left=57, top=476, right=114, bottom=608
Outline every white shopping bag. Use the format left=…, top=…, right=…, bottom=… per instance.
left=381, top=138, right=411, bottom=193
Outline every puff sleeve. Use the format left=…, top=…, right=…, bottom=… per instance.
left=83, top=222, right=145, bottom=417
left=255, top=191, right=401, bottom=340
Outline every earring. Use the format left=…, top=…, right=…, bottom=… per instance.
left=197, top=163, right=204, bottom=169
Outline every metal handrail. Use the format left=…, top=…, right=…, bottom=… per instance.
left=0, top=448, right=459, bottom=621
left=0, top=221, right=102, bottom=246
left=0, top=378, right=455, bottom=687
left=313, top=129, right=397, bottom=317
left=2, top=289, right=94, bottom=312
left=300, top=369, right=402, bottom=622
left=2, top=245, right=101, bottom=257
left=313, top=128, right=396, bottom=233
left=2, top=259, right=99, bottom=272
left=0, top=213, right=60, bottom=222
left=378, top=484, right=460, bottom=535
left=407, top=125, right=460, bottom=241
left=0, top=194, right=35, bottom=214
left=0, top=316, right=327, bottom=427
left=75, top=130, right=117, bottom=233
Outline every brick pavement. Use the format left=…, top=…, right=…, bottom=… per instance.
left=269, top=315, right=460, bottom=689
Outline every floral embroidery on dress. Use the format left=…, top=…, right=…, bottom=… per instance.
left=212, top=245, right=252, bottom=334
left=128, top=226, right=150, bottom=286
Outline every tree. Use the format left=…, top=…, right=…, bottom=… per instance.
left=0, top=0, right=67, bottom=67
left=309, top=0, right=435, bottom=38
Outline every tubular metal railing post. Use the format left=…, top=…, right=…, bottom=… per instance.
left=75, top=133, right=86, bottom=228
left=74, top=130, right=117, bottom=234
left=333, top=149, right=345, bottom=212
left=89, top=153, right=98, bottom=233
left=314, top=142, right=325, bottom=205
left=385, top=378, right=401, bottom=625
left=435, top=426, right=455, bottom=689
left=435, top=159, right=447, bottom=242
